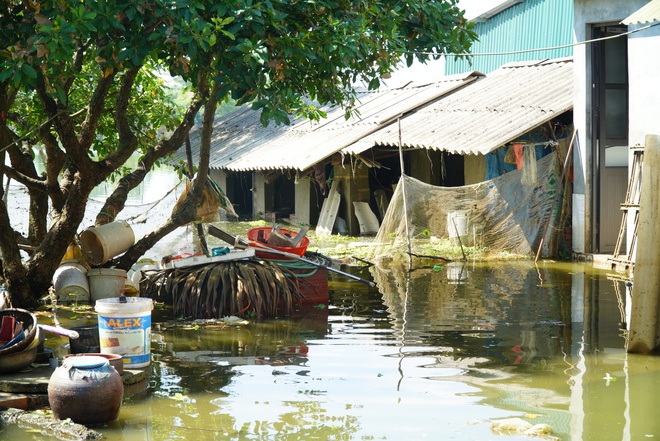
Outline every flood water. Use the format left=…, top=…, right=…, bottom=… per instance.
left=7, top=260, right=660, bottom=440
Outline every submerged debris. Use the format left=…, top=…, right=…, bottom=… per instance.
left=0, top=408, right=103, bottom=440
left=491, top=417, right=555, bottom=439
left=157, top=316, right=249, bottom=330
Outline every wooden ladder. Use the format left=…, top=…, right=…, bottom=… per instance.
left=610, top=146, right=644, bottom=271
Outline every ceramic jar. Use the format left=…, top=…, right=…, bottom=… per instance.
left=48, top=355, right=124, bottom=425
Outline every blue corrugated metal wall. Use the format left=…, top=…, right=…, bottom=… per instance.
left=445, top=0, right=574, bottom=75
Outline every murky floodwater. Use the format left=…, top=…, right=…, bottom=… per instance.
left=5, top=260, right=660, bottom=440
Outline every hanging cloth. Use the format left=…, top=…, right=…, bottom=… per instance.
left=513, top=143, right=524, bottom=170
left=521, top=144, right=538, bottom=186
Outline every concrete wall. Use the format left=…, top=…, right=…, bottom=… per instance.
left=572, top=0, right=652, bottom=254
left=464, top=154, right=486, bottom=185
left=209, top=169, right=228, bottom=221
left=627, top=24, right=660, bottom=146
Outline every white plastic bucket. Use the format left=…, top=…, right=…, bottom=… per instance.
left=447, top=211, right=470, bottom=241
left=88, top=268, right=127, bottom=302
left=53, top=263, right=90, bottom=303
left=95, top=297, right=153, bottom=368
left=80, top=220, right=135, bottom=266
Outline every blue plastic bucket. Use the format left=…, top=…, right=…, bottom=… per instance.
left=95, top=297, right=153, bottom=368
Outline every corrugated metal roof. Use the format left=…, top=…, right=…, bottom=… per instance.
left=446, top=0, right=573, bottom=75
left=622, top=0, right=660, bottom=24
left=470, top=0, right=524, bottom=22
left=343, top=57, right=573, bottom=156
left=174, top=72, right=480, bottom=172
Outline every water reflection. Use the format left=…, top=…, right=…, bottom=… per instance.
left=110, top=262, right=659, bottom=440
left=9, top=261, right=659, bottom=440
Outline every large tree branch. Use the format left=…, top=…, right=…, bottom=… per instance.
left=115, top=66, right=140, bottom=148
left=78, top=70, right=116, bottom=151
left=39, top=123, right=67, bottom=210
left=114, top=80, right=219, bottom=268
left=94, top=66, right=140, bottom=176
left=93, top=73, right=208, bottom=225
left=63, top=46, right=86, bottom=95
left=33, top=75, right=96, bottom=188
left=0, top=165, right=47, bottom=192
left=114, top=197, right=199, bottom=270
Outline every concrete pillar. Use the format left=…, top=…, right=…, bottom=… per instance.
left=294, top=176, right=311, bottom=226
left=252, top=171, right=266, bottom=221
left=628, top=134, right=660, bottom=353
left=333, top=163, right=370, bottom=236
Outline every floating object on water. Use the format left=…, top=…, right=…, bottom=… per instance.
left=208, top=225, right=376, bottom=287
left=490, top=417, right=553, bottom=438
left=247, top=226, right=310, bottom=259
left=221, top=316, right=249, bottom=326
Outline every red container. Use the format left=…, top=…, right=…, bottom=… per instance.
left=247, top=227, right=309, bottom=259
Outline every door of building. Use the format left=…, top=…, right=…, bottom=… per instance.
left=592, top=25, right=629, bottom=253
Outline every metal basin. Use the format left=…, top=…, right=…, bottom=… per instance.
left=0, top=346, right=37, bottom=374
left=0, top=309, right=37, bottom=356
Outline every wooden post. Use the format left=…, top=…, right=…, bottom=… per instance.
left=628, top=134, right=660, bottom=354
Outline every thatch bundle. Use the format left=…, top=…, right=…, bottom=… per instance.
left=142, top=259, right=304, bottom=319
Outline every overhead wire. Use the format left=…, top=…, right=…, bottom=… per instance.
left=408, top=20, right=660, bottom=58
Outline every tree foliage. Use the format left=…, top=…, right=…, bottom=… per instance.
left=0, top=0, right=475, bottom=307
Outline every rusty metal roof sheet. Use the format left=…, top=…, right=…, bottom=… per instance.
left=622, top=0, right=660, bottom=24
left=173, top=72, right=480, bottom=172
left=343, top=57, right=573, bottom=156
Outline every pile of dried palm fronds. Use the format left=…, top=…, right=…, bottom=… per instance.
left=142, top=259, right=304, bottom=319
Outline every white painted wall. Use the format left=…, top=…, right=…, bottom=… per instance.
left=627, top=25, right=660, bottom=147
left=572, top=0, right=652, bottom=254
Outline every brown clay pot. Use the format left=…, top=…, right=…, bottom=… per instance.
left=48, top=355, right=124, bottom=425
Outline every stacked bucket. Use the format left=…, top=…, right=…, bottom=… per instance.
left=52, top=220, right=153, bottom=369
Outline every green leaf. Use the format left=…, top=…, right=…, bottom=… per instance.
left=21, top=63, right=37, bottom=79
left=0, top=67, right=13, bottom=82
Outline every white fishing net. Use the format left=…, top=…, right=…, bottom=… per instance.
left=371, top=149, right=565, bottom=261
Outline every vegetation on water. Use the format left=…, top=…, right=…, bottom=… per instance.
left=207, top=220, right=530, bottom=266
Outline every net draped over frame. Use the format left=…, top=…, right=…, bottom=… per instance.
left=372, top=151, right=562, bottom=260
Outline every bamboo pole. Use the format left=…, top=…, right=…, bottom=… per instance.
left=535, top=129, right=577, bottom=262
left=397, top=119, right=413, bottom=268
